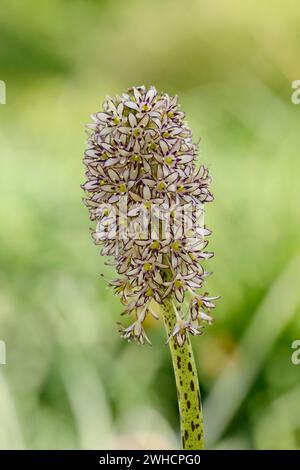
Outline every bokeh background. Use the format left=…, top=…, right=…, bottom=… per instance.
left=1, top=0, right=300, bottom=450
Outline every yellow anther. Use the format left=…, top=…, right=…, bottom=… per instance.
left=174, top=280, right=183, bottom=288
left=165, top=156, right=174, bottom=165
left=131, top=154, right=141, bottom=163
left=171, top=241, right=181, bottom=251
left=119, top=183, right=126, bottom=193
left=143, top=262, right=152, bottom=272
left=133, top=128, right=141, bottom=137
left=150, top=240, right=160, bottom=250
left=157, top=181, right=166, bottom=191
left=148, top=142, right=157, bottom=150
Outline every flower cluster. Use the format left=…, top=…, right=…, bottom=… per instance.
left=82, top=85, right=217, bottom=345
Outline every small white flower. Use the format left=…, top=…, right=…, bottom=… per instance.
left=167, top=319, right=203, bottom=347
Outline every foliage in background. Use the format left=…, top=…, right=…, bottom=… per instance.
left=0, top=0, right=300, bottom=449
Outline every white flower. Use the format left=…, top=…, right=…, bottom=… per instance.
left=167, top=319, right=203, bottom=347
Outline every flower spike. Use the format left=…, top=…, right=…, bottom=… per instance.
left=82, top=86, right=218, bottom=450
left=82, top=85, right=216, bottom=345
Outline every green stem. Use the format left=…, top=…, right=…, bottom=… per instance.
left=162, top=298, right=204, bottom=450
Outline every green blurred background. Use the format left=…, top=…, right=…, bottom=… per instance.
left=1, top=0, right=300, bottom=450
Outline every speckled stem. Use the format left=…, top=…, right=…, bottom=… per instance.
left=162, top=298, right=204, bottom=450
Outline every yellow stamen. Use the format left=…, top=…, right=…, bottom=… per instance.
left=157, top=181, right=166, bottom=191
left=133, top=128, right=141, bottom=137
left=150, top=241, right=160, bottom=250
left=171, top=241, right=181, bottom=251
left=119, top=183, right=126, bottom=193
left=143, top=262, right=152, bottom=272
left=148, top=142, right=157, bottom=151
left=131, top=154, right=141, bottom=163
left=174, top=280, right=183, bottom=288
left=165, top=156, right=174, bottom=165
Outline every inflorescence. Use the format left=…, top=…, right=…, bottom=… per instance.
left=82, top=85, right=218, bottom=346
